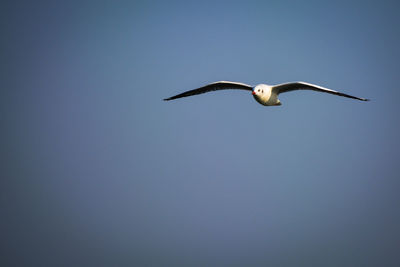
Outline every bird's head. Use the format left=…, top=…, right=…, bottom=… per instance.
left=251, top=84, right=280, bottom=106
left=252, top=84, right=270, bottom=97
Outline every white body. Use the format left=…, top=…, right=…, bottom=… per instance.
left=252, top=84, right=281, bottom=106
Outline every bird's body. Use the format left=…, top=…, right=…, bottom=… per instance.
left=252, top=84, right=281, bottom=106
left=164, top=81, right=370, bottom=106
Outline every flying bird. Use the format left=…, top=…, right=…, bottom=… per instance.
left=163, top=81, right=370, bottom=106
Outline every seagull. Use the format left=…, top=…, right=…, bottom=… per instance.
left=163, top=81, right=370, bottom=106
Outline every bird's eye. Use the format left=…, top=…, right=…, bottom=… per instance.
left=258, top=89, right=260, bottom=92
left=262, top=90, right=264, bottom=93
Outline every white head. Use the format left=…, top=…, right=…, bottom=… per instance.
left=251, top=84, right=281, bottom=106
left=252, top=84, right=270, bottom=97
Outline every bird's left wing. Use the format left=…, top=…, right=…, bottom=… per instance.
left=272, top=81, right=370, bottom=101
left=164, top=81, right=253, bottom=101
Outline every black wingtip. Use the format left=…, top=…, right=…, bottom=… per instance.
left=163, top=98, right=170, bottom=101
left=362, top=98, right=371, bottom=101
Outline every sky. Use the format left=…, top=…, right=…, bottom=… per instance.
left=1, top=0, right=400, bottom=266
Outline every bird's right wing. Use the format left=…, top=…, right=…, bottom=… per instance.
left=164, top=81, right=253, bottom=101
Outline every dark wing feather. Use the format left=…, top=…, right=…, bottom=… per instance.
left=272, top=82, right=370, bottom=101
left=164, top=81, right=253, bottom=101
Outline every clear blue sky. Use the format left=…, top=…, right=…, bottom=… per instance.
left=2, top=0, right=400, bottom=266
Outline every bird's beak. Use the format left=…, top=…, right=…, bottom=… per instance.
left=252, top=91, right=256, bottom=95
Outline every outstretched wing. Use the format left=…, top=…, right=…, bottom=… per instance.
left=272, top=81, right=370, bottom=101
left=164, top=81, right=253, bottom=101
